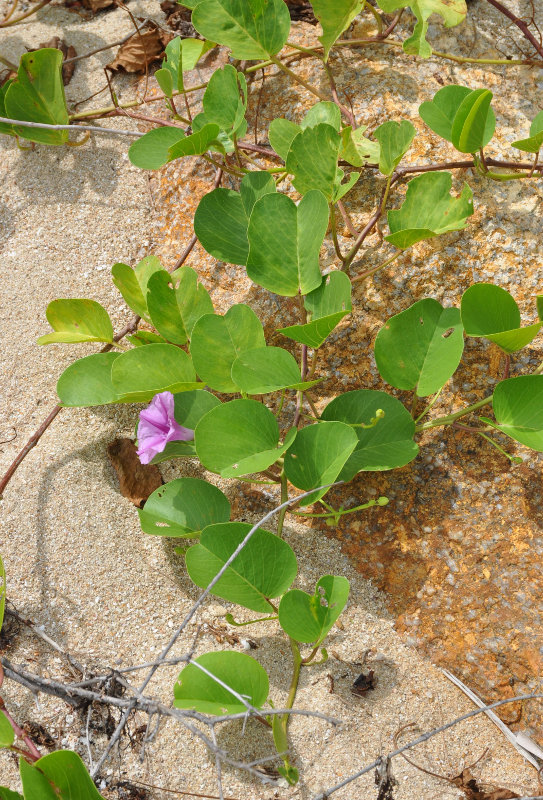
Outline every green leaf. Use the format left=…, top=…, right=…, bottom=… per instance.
left=174, top=651, right=269, bottom=714
left=147, top=267, right=213, bottom=345
left=231, top=346, right=321, bottom=394
left=386, top=171, right=474, bottom=249
left=301, top=102, right=341, bottom=131
left=126, top=331, right=166, bottom=347
left=194, top=172, right=275, bottom=264
left=283, top=421, right=358, bottom=505
left=246, top=191, right=328, bottom=296
left=195, top=398, right=296, bottom=477
left=286, top=123, right=341, bottom=199
left=128, top=124, right=220, bottom=170
left=20, top=751, right=106, bottom=799
left=491, top=375, right=543, bottom=451
left=332, top=167, right=360, bottom=202
left=191, top=0, right=291, bottom=59
left=419, top=84, right=470, bottom=141
left=0, top=714, right=14, bottom=749
left=0, top=788, right=23, bottom=800
left=537, top=295, right=543, bottom=322
left=111, top=255, right=163, bottom=319
left=451, top=89, right=494, bottom=153
left=128, top=127, right=186, bottom=170
left=5, top=49, right=69, bottom=145
left=202, top=64, right=247, bottom=133
left=512, top=110, right=543, bottom=153
left=321, top=390, right=419, bottom=480
left=373, top=119, right=416, bottom=176
left=186, top=522, right=297, bottom=612
left=57, top=352, right=120, bottom=407
left=190, top=305, right=265, bottom=392
left=278, top=271, right=352, bottom=348
left=461, top=283, right=541, bottom=353
left=111, top=344, right=199, bottom=402
left=139, top=477, right=230, bottom=537
left=340, top=125, right=380, bottom=167
left=278, top=575, right=349, bottom=644
left=149, top=389, right=220, bottom=463
left=268, top=117, right=301, bottom=161
left=38, top=299, right=113, bottom=345
left=311, top=0, right=364, bottom=61
left=374, top=298, right=464, bottom=396
left=155, top=37, right=211, bottom=96
left=0, top=80, right=15, bottom=137
left=378, top=0, right=467, bottom=58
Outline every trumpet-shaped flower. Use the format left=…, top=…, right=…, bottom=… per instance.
left=136, top=391, right=194, bottom=464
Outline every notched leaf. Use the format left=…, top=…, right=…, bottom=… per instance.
left=33, top=37, right=77, bottom=86
left=107, top=437, right=163, bottom=508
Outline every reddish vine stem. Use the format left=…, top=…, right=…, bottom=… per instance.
left=0, top=702, right=42, bottom=762
left=486, top=0, right=543, bottom=60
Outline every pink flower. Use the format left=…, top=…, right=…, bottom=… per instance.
left=136, top=391, right=194, bottom=465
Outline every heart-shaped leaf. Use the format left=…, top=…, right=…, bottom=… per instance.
left=111, top=344, right=199, bottom=402
left=340, top=125, right=380, bottom=167
left=375, top=298, right=464, bottom=396
left=194, top=172, right=276, bottom=264
left=490, top=375, right=543, bottom=451
left=512, top=110, right=543, bottom=154
left=283, top=421, right=358, bottom=505
left=231, top=347, right=322, bottom=394
left=278, top=575, right=349, bottom=644
left=268, top=117, right=301, bottom=161
left=378, top=0, right=467, bottom=58
left=155, top=37, right=212, bottom=96
left=5, top=49, right=69, bottom=144
left=286, top=123, right=341, bottom=199
left=147, top=267, right=213, bottom=344
left=128, top=123, right=219, bottom=170
left=247, top=191, right=328, bottom=296
left=386, top=171, right=474, bottom=249
left=278, top=271, right=352, bottom=348
left=149, top=390, right=220, bottom=463
left=451, top=89, right=494, bottom=153
left=186, top=522, right=297, bottom=612
left=201, top=64, right=247, bottom=133
left=301, top=101, right=341, bottom=131
left=174, top=651, right=269, bottom=715
left=321, top=390, right=419, bottom=480
left=195, top=398, right=295, bottom=477
left=139, top=477, right=230, bottom=537
left=57, top=352, right=120, bottom=407
left=419, top=84, right=470, bottom=141
left=311, top=0, right=364, bottom=60
left=20, top=751, right=106, bottom=799
left=461, top=283, right=541, bottom=353
left=111, top=255, right=163, bottom=319
left=373, top=119, right=416, bottom=176
left=191, top=0, right=291, bottom=59
left=38, top=299, right=113, bottom=345
left=190, top=305, right=265, bottom=392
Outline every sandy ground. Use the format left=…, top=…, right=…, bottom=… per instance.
left=1, top=1, right=542, bottom=798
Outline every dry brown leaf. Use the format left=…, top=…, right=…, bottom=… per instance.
left=33, top=37, right=77, bottom=85
left=107, top=27, right=165, bottom=73
left=451, top=770, right=520, bottom=800
left=79, top=0, right=115, bottom=13
left=107, top=438, right=162, bottom=508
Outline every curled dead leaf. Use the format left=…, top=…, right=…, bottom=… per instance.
left=107, top=26, right=168, bottom=73
left=107, top=437, right=162, bottom=508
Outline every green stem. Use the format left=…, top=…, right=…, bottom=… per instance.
left=351, top=250, right=402, bottom=283
left=362, top=0, right=383, bottom=36
left=292, top=497, right=386, bottom=519
left=276, top=471, right=289, bottom=538
left=334, top=37, right=537, bottom=66
left=269, top=55, right=329, bottom=102
left=416, top=395, right=493, bottom=433
left=330, top=203, right=346, bottom=263
left=475, top=430, right=522, bottom=463
left=414, top=387, right=444, bottom=423
left=380, top=173, right=393, bottom=215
